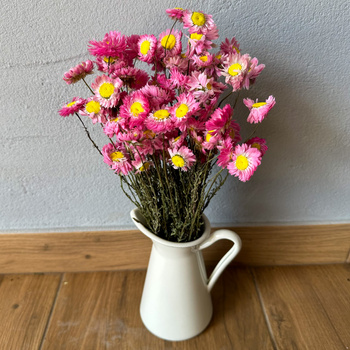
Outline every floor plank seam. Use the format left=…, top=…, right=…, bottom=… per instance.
left=312, top=285, right=347, bottom=349
left=38, top=273, right=65, bottom=350
left=250, top=268, right=279, bottom=350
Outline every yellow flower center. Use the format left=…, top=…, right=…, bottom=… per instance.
left=86, top=101, right=101, bottom=114
left=252, top=102, right=267, bottom=108
left=130, top=102, right=145, bottom=116
left=216, top=54, right=222, bottom=60
left=190, top=33, right=203, bottom=40
left=200, top=55, right=208, bottom=62
left=251, top=142, right=261, bottom=150
left=172, top=155, right=185, bottom=168
left=99, top=83, right=115, bottom=99
left=228, top=63, right=242, bottom=76
left=66, top=101, right=76, bottom=107
left=110, top=151, right=124, bottom=162
left=154, top=109, right=170, bottom=120
left=191, top=12, right=206, bottom=26
left=144, top=130, right=156, bottom=139
left=103, top=56, right=118, bottom=64
left=140, top=40, right=151, bottom=55
left=233, top=46, right=240, bottom=53
left=206, top=130, right=215, bottom=142
left=206, top=83, right=212, bottom=90
left=175, top=104, right=189, bottom=118
left=161, top=34, right=176, bottom=50
left=235, top=155, right=249, bottom=170
left=139, top=162, right=150, bottom=172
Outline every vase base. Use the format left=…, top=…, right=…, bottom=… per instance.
left=140, top=308, right=213, bottom=341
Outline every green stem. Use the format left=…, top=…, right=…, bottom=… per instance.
left=82, top=78, right=94, bottom=95
left=75, top=113, right=102, bottom=156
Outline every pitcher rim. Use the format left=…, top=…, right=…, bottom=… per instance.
left=130, top=208, right=211, bottom=248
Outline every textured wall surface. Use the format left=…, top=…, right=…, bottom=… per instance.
left=1, top=0, right=349, bottom=232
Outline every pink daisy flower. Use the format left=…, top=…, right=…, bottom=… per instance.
left=138, top=35, right=157, bottom=63
left=220, top=53, right=250, bottom=91
left=158, top=29, right=182, bottom=57
left=227, top=144, right=262, bottom=182
left=168, top=146, right=196, bottom=171
left=111, top=67, right=148, bottom=90
left=145, top=108, right=173, bottom=133
left=91, top=75, right=123, bottom=108
left=125, top=34, right=140, bottom=63
left=217, top=138, right=234, bottom=169
left=132, top=154, right=153, bottom=174
left=88, top=31, right=127, bottom=58
left=169, top=67, right=190, bottom=88
left=103, top=118, right=123, bottom=138
left=164, top=55, right=189, bottom=72
left=166, top=8, right=185, bottom=21
left=187, top=71, right=225, bottom=104
left=205, top=104, right=233, bottom=135
left=183, top=10, right=216, bottom=35
left=80, top=97, right=108, bottom=124
left=119, top=91, right=150, bottom=129
left=95, top=56, right=126, bottom=75
left=116, top=129, right=143, bottom=144
left=192, top=53, right=215, bottom=68
left=243, top=57, right=265, bottom=89
left=139, top=84, right=175, bottom=109
left=202, top=129, right=223, bottom=151
left=243, top=95, right=276, bottom=124
left=63, top=60, right=94, bottom=85
left=59, top=97, right=86, bottom=117
left=170, top=93, right=200, bottom=131
left=187, top=33, right=213, bottom=56
left=220, top=37, right=240, bottom=55
left=247, top=137, right=268, bottom=156
left=102, top=143, right=132, bottom=175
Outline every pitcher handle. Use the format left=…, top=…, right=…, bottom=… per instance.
left=198, top=229, right=242, bottom=292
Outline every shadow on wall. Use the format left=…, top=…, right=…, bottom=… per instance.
left=208, top=57, right=350, bottom=226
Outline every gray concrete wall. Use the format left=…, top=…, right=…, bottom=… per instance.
left=1, top=0, right=349, bottom=231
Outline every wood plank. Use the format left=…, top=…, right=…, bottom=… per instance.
left=0, top=273, right=61, bottom=350
left=253, top=264, right=350, bottom=349
left=41, top=267, right=273, bottom=349
left=0, top=223, right=349, bottom=274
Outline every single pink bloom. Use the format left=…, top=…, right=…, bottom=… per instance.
left=91, top=75, right=123, bottom=108
left=63, top=60, right=94, bottom=85
left=220, top=37, right=240, bottom=56
left=158, top=29, right=182, bottom=57
left=168, top=146, right=196, bottom=171
left=243, top=95, right=276, bottom=124
left=227, top=144, right=262, bottom=182
left=88, top=31, right=127, bottom=57
left=59, top=97, right=86, bottom=117
left=183, top=10, right=216, bottom=35
left=205, top=104, right=233, bottom=135
left=166, top=8, right=185, bottom=21
left=138, top=34, right=157, bottom=63
left=102, top=143, right=132, bottom=175
left=246, top=137, right=268, bottom=156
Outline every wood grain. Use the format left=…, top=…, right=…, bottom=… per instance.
left=0, top=273, right=61, bottom=350
left=0, top=223, right=349, bottom=274
left=41, top=268, right=273, bottom=350
left=253, top=264, right=350, bottom=349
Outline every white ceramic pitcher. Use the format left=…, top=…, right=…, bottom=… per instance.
left=131, top=208, right=242, bottom=341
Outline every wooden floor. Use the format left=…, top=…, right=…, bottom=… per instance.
left=0, top=265, right=349, bottom=350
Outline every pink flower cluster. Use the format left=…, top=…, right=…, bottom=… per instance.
left=60, top=8, right=276, bottom=182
